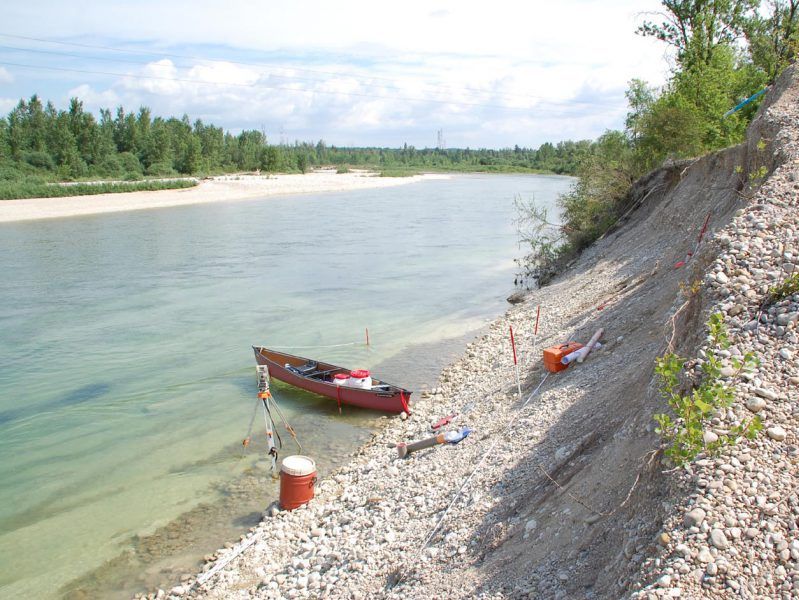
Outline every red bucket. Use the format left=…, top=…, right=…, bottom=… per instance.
left=279, top=455, right=317, bottom=510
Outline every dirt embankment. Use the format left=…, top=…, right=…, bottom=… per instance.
left=157, top=67, right=798, bottom=600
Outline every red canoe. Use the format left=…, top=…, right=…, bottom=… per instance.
left=252, top=346, right=412, bottom=414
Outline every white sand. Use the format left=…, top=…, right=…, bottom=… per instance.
left=0, top=170, right=449, bottom=223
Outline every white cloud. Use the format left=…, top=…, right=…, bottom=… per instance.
left=0, top=67, right=13, bottom=84
left=66, top=84, right=120, bottom=108
left=2, top=0, right=673, bottom=146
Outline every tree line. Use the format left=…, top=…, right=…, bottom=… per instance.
left=0, top=96, right=598, bottom=187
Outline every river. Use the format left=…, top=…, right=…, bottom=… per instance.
left=0, top=173, right=573, bottom=598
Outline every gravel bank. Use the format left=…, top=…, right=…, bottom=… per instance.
left=630, top=66, right=799, bottom=599
left=141, top=67, right=799, bottom=600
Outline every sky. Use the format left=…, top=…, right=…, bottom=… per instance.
left=0, top=0, right=672, bottom=149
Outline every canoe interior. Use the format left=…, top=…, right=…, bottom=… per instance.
left=254, top=347, right=397, bottom=390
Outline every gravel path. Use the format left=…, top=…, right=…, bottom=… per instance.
left=140, top=66, right=799, bottom=600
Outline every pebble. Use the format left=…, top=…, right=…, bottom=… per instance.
left=767, top=426, right=787, bottom=441
left=746, top=397, right=767, bottom=413
left=697, top=548, right=714, bottom=563
left=754, top=388, right=779, bottom=401
left=657, top=574, right=672, bottom=588
left=684, top=508, right=706, bottom=528
left=709, top=529, right=729, bottom=550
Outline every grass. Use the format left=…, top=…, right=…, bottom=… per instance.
left=378, top=169, right=420, bottom=177
left=0, top=179, right=199, bottom=200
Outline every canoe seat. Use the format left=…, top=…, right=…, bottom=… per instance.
left=288, top=361, right=318, bottom=377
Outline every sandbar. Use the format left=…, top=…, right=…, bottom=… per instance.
left=0, top=170, right=449, bottom=223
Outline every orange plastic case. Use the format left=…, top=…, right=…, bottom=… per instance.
left=543, top=342, right=584, bottom=373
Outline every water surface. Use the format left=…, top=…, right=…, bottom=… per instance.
left=0, top=173, right=573, bottom=598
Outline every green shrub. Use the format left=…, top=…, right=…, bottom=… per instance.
left=654, top=313, right=761, bottom=466
left=0, top=178, right=198, bottom=200
left=769, top=273, right=799, bottom=302
left=95, top=155, right=122, bottom=177
left=118, top=152, right=142, bottom=174
left=24, top=151, right=55, bottom=170
left=145, top=161, right=177, bottom=176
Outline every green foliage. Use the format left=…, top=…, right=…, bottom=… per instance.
left=634, top=45, right=766, bottom=172
left=378, top=168, right=418, bottom=177
left=296, top=153, right=309, bottom=174
left=768, top=272, right=799, bottom=301
left=145, top=161, right=177, bottom=177
left=118, top=151, right=142, bottom=174
left=637, top=0, right=758, bottom=68
left=558, top=131, right=635, bottom=250
left=745, top=1, right=799, bottom=80
left=513, top=196, right=563, bottom=286
left=654, top=313, right=762, bottom=466
left=23, top=150, right=55, bottom=170
left=0, top=178, right=197, bottom=200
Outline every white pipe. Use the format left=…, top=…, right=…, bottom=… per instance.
left=577, top=328, right=604, bottom=363
left=561, top=342, right=603, bottom=365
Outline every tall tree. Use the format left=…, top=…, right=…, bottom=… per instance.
left=746, top=0, right=799, bottom=79
left=638, top=0, right=759, bottom=67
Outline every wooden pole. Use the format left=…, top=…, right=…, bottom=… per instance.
left=532, top=305, right=541, bottom=363
left=365, top=327, right=370, bottom=347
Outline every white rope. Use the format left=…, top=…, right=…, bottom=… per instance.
left=401, top=370, right=551, bottom=584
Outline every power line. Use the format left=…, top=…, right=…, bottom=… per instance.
left=0, top=32, right=625, bottom=109
left=0, top=60, right=625, bottom=118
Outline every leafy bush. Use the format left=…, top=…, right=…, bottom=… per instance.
left=94, top=155, right=122, bottom=177
left=0, top=179, right=198, bottom=200
left=654, top=313, right=761, bottom=466
left=769, top=273, right=799, bottom=302
left=378, top=169, right=417, bottom=177
left=24, top=151, right=55, bottom=170
left=118, top=152, right=142, bottom=174
left=145, top=161, right=177, bottom=176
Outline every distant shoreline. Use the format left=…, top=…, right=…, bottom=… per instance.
left=0, top=170, right=450, bottom=223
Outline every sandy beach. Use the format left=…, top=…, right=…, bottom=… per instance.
left=0, top=171, right=448, bottom=223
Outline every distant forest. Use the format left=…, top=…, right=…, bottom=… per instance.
left=0, top=95, right=592, bottom=187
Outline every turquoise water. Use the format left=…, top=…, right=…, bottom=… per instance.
left=0, top=174, right=572, bottom=598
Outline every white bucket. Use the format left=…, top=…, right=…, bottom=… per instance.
left=347, top=370, right=372, bottom=389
